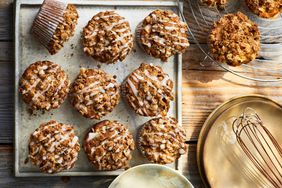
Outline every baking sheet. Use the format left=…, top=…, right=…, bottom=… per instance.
left=197, top=95, right=282, bottom=188
left=14, top=0, right=183, bottom=177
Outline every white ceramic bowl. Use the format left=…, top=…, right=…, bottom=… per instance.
left=109, top=164, right=194, bottom=188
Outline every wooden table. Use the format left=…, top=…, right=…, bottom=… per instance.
left=1, top=0, right=282, bottom=187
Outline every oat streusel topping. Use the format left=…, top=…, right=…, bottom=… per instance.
left=29, top=120, right=80, bottom=174
left=200, top=0, right=228, bottom=9
left=245, top=0, right=282, bottom=18
left=209, top=12, right=260, bottom=66
left=123, top=63, right=174, bottom=117
left=48, top=4, right=79, bottom=55
left=82, top=11, right=133, bottom=64
left=19, top=61, right=70, bottom=110
left=138, top=9, right=189, bottom=62
left=84, top=120, right=135, bottom=170
left=138, top=117, right=187, bottom=164
left=70, top=68, right=120, bottom=119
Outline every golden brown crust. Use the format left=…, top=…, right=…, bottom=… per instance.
left=200, top=0, right=228, bottom=9
left=123, top=63, right=174, bottom=117
left=29, top=120, right=80, bottom=174
left=83, top=120, right=135, bottom=170
left=245, top=0, right=282, bottom=18
left=209, top=12, right=260, bottom=66
left=48, top=4, right=79, bottom=55
left=138, top=9, right=189, bottom=62
left=70, top=68, right=120, bottom=119
left=82, top=11, right=133, bottom=64
left=19, top=61, right=70, bottom=110
left=138, top=117, right=187, bottom=164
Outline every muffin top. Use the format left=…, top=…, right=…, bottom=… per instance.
left=200, top=0, right=228, bottom=9
left=138, top=9, right=189, bottom=62
left=123, top=63, right=174, bottom=117
left=245, top=0, right=282, bottom=18
left=138, top=117, right=187, bottom=164
left=209, top=12, right=260, bottom=66
left=82, top=11, right=133, bottom=64
left=84, top=120, right=135, bottom=170
left=19, top=61, right=70, bottom=110
left=70, top=68, right=120, bottom=119
left=29, top=120, right=80, bottom=174
left=48, top=4, right=79, bottom=55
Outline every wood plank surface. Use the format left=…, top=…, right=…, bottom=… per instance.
left=0, top=0, right=282, bottom=187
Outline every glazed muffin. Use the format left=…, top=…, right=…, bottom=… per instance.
left=70, top=68, right=120, bottom=119
left=137, top=9, right=189, bottom=62
left=19, top=61, right=70, bottom=110
left=209, top=12, right=260, bottom=66
left=84, top=120, right=135, bottom=170
left=29, top=120, right=80, bottom=174
left=123, top=63, right=174, bottom=117
left=138, top=117, right=187, bottom=164
left=31, top=0, right=79, bottom=55
left=200, top=0, right=228, bottom=9
left=245, top=0, right=282, bottom=18
left=82, top=11, right=133, bottom=64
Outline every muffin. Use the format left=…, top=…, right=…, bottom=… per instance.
left=136, top=9, right=189, bottom=62
left=82, top=11, right=133, bottom=64
left=245, top=0, right=282, bottom=18
left=70, top=68, right=120, bottom=119
left=123, top=63, right=174, bottom=117
left=138, top=117, right=187, bottom=164
left=209, top=12, right=260, bottom=66
left=19, top=61, right=70, bottom=110
left=84, top=120, right=135, bottom=170
left=28, top=120, right=80, bottom=174
left=31, top=0, right=79, bottom=55
left=200, top=0, right=228, bottom=9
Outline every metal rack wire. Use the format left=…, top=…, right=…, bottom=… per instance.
left=177, top=0, right=282, bottom=82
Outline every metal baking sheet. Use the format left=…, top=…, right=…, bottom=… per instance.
left=197, top=95, right=282, bottom=188
left=14, top=0, right=184, bottom=177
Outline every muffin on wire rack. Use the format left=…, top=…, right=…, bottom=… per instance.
left=200, top=0, right=228, bottom=9
left=245, top=0, right=282, bottom=19
left=209, top=12, right=260, bottom=67
left=136, top=9, right=189, bottom=62
left=19, top=61, right=70, bottom=111
left=84, top=120, right=135, bottom=171
left=70, top=68, right=120, bottom=119
left=31, top=0, right=79, bottom=55
left=29, top=120, right=80, bottom=174
left=138, top=117, right=187, bottom=164
left=82, top=11, right=133, bottom=64
left=123, top=63, right=174, bottom=117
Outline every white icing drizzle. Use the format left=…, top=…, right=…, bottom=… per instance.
left=126, top=64, right=172, bottom=116
left=85, top=121, right=134, bottom=170
left=141, top=10, right=189, bottom=58
left=29, top=121, right=80, bottom=173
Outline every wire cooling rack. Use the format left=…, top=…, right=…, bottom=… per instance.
left=178, top=0, right=282, bottom=82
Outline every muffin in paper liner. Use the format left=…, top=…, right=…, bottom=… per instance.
left=82, top=11, right=133, bottom=64
left=122, top=63, right=174, bottom=117
left=137, top=117, right=187, bottom=164
left=245, top=0, right=282, bottom=19
left=19, top=60, right=70, bottom=111
left=83, top=120, right=135, bottom=171
left=31, top=0, right=78, bottom=55
left=28, top=120, right=80, bottom=174
left=136, top=9, right=189, bottom=62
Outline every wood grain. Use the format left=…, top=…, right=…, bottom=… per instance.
left=0, top=144, right=203, bottom=188
left=0, top=0, right=13, bottom=41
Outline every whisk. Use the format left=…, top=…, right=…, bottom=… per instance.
left=232, top=107, right=282, bottom=188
